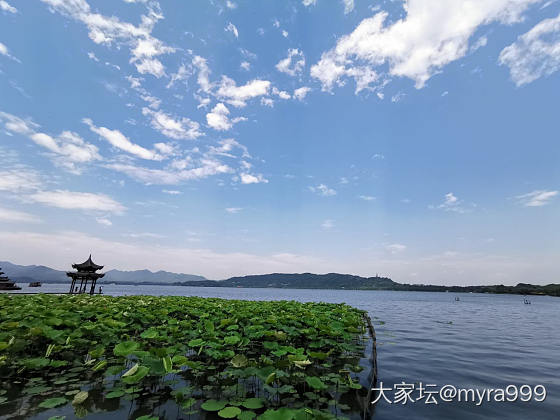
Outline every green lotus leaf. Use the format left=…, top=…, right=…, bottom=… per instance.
left=105, top=390, right=125, bottom=399
left=217, top=406, right=241, bottom=418
left=121, top=366, right=149, bottom=384
left=140, top=329, right=158, bottom=339
left=39, top=397, right=67, bottom=409
left=201, top=399, right=227, bottom=411
left=241, top=398, right=264, bottom=409
left=230, top=354, right=248, bottom=368
left=122, top=363, right=139, bottom=377
left=224, top=335, right=240, bottom=345
left=113, top=341, right=139, bottom=357
left=259, top=408, right=297, bottom=420
left=171, top=355, right=188, bottom=366
left=237, top=411, right=256, bottom=420
left=305, top=376, right=328, bottom=390
left=162, top=356, right=173, bottom=373
left=188, top=338, right=204, bottom=347
left=72, top=391, right=88, bottom=405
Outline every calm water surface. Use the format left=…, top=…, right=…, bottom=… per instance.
left=9, top=284, right=560, bottom=419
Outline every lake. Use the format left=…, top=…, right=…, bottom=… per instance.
left=5, top=284, right=559, bottom=419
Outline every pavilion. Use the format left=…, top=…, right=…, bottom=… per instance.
left=67, top=255, right=105, bottom=295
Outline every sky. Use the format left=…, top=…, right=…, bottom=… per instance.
left=0, top=0, right=559, bottom=285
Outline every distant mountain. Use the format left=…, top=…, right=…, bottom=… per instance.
left=175, top=273, right=560, bottom=297
left=175, top=272, right=397, bottom=290
left=0, top=261, right=207, bottom=285
left=103, top=269, right=207, bottom=284
left=0, top=261, right=67, bottom=283
left=223, top=273, right=397, bottom=289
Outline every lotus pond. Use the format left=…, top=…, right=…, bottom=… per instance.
left=0, top=295, right=376, bottom=420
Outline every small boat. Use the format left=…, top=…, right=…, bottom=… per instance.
left=454, top=296, right=460, bottom=301
left=29, top=282, right=42, bottom=287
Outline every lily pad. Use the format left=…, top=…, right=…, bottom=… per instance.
left=218, top=406, right=241, bottom=418
left=39, top=397, right=67, bottom=409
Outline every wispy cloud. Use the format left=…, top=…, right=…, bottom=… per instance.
left=309, top=184, right=337, bottom=196
left=0, top=111, right=100, bottom=173
left=29, top=190, right=126, bottom=214
left=431, top=192, right=472, bottom=214
left=499, top=13, right=560, bottom=86
left=515, top=190, right=558, bottom=207
left=276, top=48, right=305, bottom=76
left=0, top=1, right=17, bottom=13
left=358, top=195, right=375, bottom=201
left=321, top=219, right=335, bottom=229
left=83, top=118, right=163, bottom=160
left=225, top=207, right=243, bottom=214
left=40, top=0, right=174, bottom=78
left=386, top=243, right=406, bottom=254
left=0, top=207, right=41, bottom=223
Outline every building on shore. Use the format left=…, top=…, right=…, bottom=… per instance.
left=66, top=255, right=105, bottom=295
left=0, top=267, right=21, bottom=291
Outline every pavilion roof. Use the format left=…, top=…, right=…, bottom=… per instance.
left=71, top=254, right=104, bottom=271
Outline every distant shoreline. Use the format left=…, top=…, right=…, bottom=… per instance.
left=5, top=281, right=560, bottom=297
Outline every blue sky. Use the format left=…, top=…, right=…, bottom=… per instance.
left=0, top=0, right=559, bottom=284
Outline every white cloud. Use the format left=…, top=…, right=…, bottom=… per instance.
left=0, top=207, right=41, bottom=223
left=40, top=0, right=174, bottom=78
left=96, top=217, right=112, bottom=226
left=293, top=86, right=311, bottom=100
left=342, top=0, right=354, bottom=14
left=321, top=219, right=335, bottom=229
left=303, top=0, right=353, bottom=13
left=225, top=22, right=239, bottom=38
left=391, top=92, right=406, bottom=103
left=431, top=192, right=472, bottom=213
left=0, top=169, right=42, bottom=192
left=106, top=160, right=233, bottom=185
left=225, top=207, right=243, bottom=213
left=0, top=1, right=16, bottom=13
left=226, top=1, right=237, bottom=9
left=87, top=51, right=99, bottom=61
left=358, top=195, right=375, bottom=201
left=216, top=76, right=271, bottom=107
left=386, top=243, right=406, bottom=254
left=515, top=190, right=558, bottom=207
left=276, top=48, right=305, bottom=76
left=206, top=103, right=244, bottom=131
left=272, top=87, right=291, bottom=100
left=141, top=108, right=203, bottom=140
left=0, top=111, right=100, bottom=172
left=311, top=0, right=541, bottom=92
left=499, top=13, right=560, bottom=86
left=162, top=189, right=181, bottom=195
left=83, top=118, right=163, bottom=160
left=240, top=173, right=268, bottom=184
left=167, top=63, right=191, bottom=88
left=309, top=184, right=337, bottom=196
left=191, top=55, right=271, bottom=108
left=282, top=30, right=289, bottom=38
left=261, top=97, right=274, bottom=107
left=0, top=41, right=19, bottom=62
left=29, top=190, right=126, bottom=214
left=240, top=61, right=251, bottom=71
